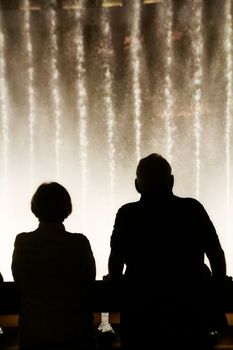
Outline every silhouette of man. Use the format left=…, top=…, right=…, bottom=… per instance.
left=12, top=182, right=97, bottom=350
left=108, top=153, right=226, bottom=350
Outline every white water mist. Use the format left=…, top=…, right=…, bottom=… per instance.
left=73, top=0, right=88, bottom=229
left=100, top=9, right=116, bottom=210
left=191, top=1, right=203, bottom=199
left=163, top=0, right=174, bottom=163
left=24, top=0, right=36, bottom=191
left=48, top=6, right=61, bottom=180
left=224, top=0, right=233, bottom=262
left=130, top=0, right=142, bottom=163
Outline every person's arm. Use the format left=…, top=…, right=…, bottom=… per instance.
left=108, top=249, right=124, bottom=280
left=206, top=238, right=226, bottom=282
left=198, top=203, right=226, bottom=281
left=204, top=224, right=226, bottom=280
left=11, top=236, right=20, bottom=284
left=82, top=235, right=96, bottom=282
left=108, top=207, right=126, bottom=281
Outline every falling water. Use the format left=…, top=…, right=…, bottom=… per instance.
left=24, top=0, right=36, bottom=191
left=130, top=0, right=142, bottom=163
left=191, top=1, right=203, bottom=199
left=163, top=0, right=174, bottom=163
left=0, top=26, right=9, bottom=207
left=224, top=0, right=233, bottom=245
left=48, top=7, right=61, bottom=180
left=0, top=20, right=9, bottom=277
left=73, top=1, right=88, bottom=229
left=100, top=9, right=116, bottom=210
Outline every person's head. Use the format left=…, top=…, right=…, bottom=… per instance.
left=31, top=182, right=72, bottom=223
left=135, top=153, right=174, bottom=195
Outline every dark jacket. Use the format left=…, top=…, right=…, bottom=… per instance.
left=109, top=192, right=226, bottom=348
left=12, top=222, right=96, bottom=349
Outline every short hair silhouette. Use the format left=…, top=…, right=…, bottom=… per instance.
left=136, top=153, right=173, bottom=193
left=31, top=182, right=72, bottom=222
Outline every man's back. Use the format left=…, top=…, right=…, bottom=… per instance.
left=111, top=193, right=224, bottom=304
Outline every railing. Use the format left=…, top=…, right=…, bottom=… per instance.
left=1, top=280, right=233, bottom=349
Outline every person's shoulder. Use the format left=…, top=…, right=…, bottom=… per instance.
left=173, top=194, right=205, bottom=210
left=15, top=231, right=36, bottom=240
left=14, top=231, right=37, bottom=245
left=113, top=202, right=141, bottom=225
left=65, top=232, right=91, bottom=245
left=118, top=201, right=140, bottom=211
left=65, top=233, right=94, bottom=253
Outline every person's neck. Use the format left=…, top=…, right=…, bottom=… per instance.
left=140, top=189, right=173, bottom=202
left=39, top=221, right=64, bottom=227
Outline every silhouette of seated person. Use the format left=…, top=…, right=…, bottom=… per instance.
left=108, top=153, right=226, bottom=350
left=11, top=182, right=97, bottom=350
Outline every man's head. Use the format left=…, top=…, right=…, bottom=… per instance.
left=135, top=153, right=174, bottom=194
left=31, top=182, right=72, bottom=223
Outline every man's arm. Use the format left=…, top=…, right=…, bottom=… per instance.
left=198, top=202, right=227, bottom=280
left=11, top=236, right=20, bottom=284
left=108, top=249, right=124, bottom=281
left=206, top=241, right=226, bottom=281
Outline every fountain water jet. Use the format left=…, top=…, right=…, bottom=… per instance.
left=48, top=6, right=61, bottom=181
left=0, top=12, right=10, bottom=273
left=73, top=0, right=88, bottom=230
left=100, top=8, right=116, bottom=210
left=130, top=0, right=142, bottom=163
left=191, top=0, right=204, bottom=200
left=23, top=0, right=36, bottom=192
left=0, top=22, right=9, bottom=209
left=162, top=0, right=174, bottom=163
left=224, top=0, right=233, bottom=264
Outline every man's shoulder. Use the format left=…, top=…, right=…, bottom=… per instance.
left=173, top=194, right=203, bottom=207
left=173, top=195, right=206, bottom=216
left=117, top=201, right=141, bottom=213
